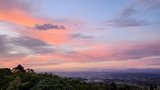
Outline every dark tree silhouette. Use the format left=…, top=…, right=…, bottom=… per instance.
left=110, top=82, right=117, bottom=90
left=13, top=65, right=25, bottom=72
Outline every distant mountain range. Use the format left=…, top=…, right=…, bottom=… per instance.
left=117, top=68, right=160, bottom=74
left=49, top=68, right=160, bottom=74
left=65, top=68, right=160, bottom=74
left=88, top=68, right=160, bottom=74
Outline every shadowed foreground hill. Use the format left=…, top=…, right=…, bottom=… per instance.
left=0, top=65, right=159, bottom=90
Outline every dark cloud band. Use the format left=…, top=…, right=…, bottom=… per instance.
left=0, top=35, right=55, bottom=58
left=34, top=23, right=66, bottom=30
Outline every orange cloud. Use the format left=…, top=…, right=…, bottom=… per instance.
left=0, top=10, right=40, bottom=26
left=0, top=4, right=74, bottom=45
left=0, top=0, right=39, bottom=26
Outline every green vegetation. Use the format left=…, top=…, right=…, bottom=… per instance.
left=0, top=65, right=159, bottom=90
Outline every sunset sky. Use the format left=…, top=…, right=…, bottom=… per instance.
left=0, top=0, right=160, bottom=72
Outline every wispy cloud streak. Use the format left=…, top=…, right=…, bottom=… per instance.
left=105, top=0, right=160, bottom=27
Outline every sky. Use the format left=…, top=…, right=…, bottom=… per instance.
left=0, top=0, right=160, bottom=72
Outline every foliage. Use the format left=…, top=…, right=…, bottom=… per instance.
left=0, top=68, right=13, bottom=89
left=7, top=77, right=21, bottom=90
left=0, top=65, right=159, bottom=90
left=13, top=65, right=26, bottom=72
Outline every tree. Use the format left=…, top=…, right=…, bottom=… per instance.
left=12, top=65, right=25, bottom=73
left=0, top=68, right=12, bottom=89
left=110, top=83, right=117, bottom=90
left=7, top=77, right=22, bottom=90
left=124, top=85, right=130, bottom=90
left=0, top=68, right=12, bottom=76
left=31, top=77, right=65, bottom=90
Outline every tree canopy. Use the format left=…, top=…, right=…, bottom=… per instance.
left=0, top=65, right=159, bottom=90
